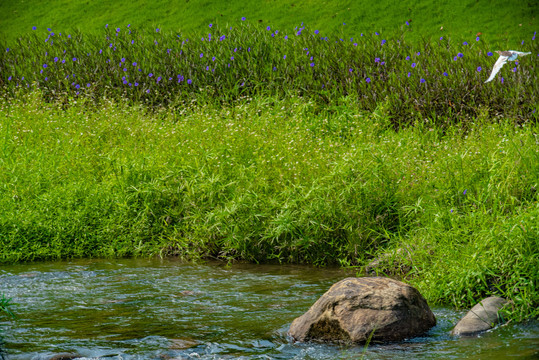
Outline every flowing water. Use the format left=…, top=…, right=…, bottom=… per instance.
left=0, top=258, right=537, bottom=360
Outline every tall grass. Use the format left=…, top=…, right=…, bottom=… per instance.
left=0, top=294, right=15, bottom=321
left=1, top=21, right=537, bottom=126
left=0, top=292, right=15, bottom=359
left=0, top=92, right=537, bottom=320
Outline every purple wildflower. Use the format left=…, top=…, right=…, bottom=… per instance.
left=366, top=77, right=371, bottom=83
left=477, top=66, right=482, bottom=72
left=411, top=62, right=416, bottom=68
left=420, top=78, right=426, bottom=83
left=443, top=72, right=448, bottom=76
left=241, top=17, right=246, bottom=21
left=458, top=53, right=463, bottom=58
left=149, top=73, right=153, bottom=77
left=32, top=26, right=36, bottom=30
left=187, top=79, right=192, bottom=84
left=487, top=52, right=493, bottom=56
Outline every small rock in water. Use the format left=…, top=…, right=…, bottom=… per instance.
left=48, top=354, right=80, bottom=360
left=288, top=277, right=436, bottom=343
left=451, top=296, right=510, bottom=336
left=169, top=338, right=199, bottom=349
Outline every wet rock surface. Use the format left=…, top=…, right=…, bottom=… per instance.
left=289, top=277, right=436, bottom=343
left=451, top=296, right=509, bottom=336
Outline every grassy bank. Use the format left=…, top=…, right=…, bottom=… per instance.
left=0, top=92, right=537, bottom=320
left=0, top=0, right=536, bottom=45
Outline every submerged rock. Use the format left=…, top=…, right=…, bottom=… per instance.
left=288, top=277, right=436, bottom=343
left=451, top=296, right=509, bottom=336
left=48, top=354, right=80, bottom=360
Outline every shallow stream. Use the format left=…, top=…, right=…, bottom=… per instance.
left=1, top=258, right=537, bottom=359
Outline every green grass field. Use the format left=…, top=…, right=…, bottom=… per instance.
left=0, top=0, right=537, bottom=46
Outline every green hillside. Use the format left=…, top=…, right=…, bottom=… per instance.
left=0, top=0, right=537, bottom=45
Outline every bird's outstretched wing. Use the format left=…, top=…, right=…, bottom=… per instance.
left=485, top=55, right=508, bottom=83
left=509, top=51, right=531, bottom=57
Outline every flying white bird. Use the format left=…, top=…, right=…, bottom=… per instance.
left=484, top=50, right=531, bottom=83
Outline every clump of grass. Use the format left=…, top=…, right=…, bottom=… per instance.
left=0, top=91, right=537, bottom=320
left=0, top=292, right=15, bottom=359
left=0, top=294, right=15, bottom=321
left=1, top=21, right=537, bottom=126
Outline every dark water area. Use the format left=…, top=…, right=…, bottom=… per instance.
left=1, top=258, right=537, bottom=359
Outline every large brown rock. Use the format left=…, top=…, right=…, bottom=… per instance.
left=288, top=277, right=436, bottom=343
left=451, top=296, right=509, bottom=336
